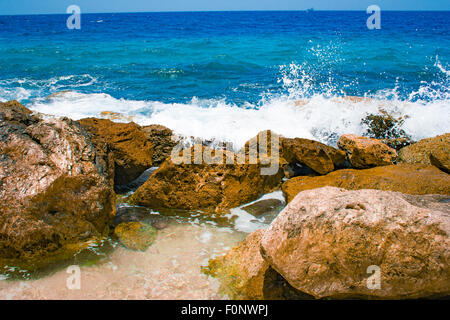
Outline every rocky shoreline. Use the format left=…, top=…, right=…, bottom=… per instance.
left=0, top=100, right=449, bottom=299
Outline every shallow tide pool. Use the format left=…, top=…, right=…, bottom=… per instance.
left=0, top=192, right=285, bottom=300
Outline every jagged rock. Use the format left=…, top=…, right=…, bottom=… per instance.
left=0, top=101, right=115, bottom=270
left=338, top=134, right=397, bottom=168
left=78, top=118, right=153, bottom=186
left=397, top=133, right=449, bottom=173
left=0, top=100, right=36, bottom=124
left=281, top=137, right=347, bottom=175
left=130, top=144, right=284, bottom=213
left=282, top=164, right=450, bottom=203
left=261, top=187, right=450, bottom=299
left=142, top=124, right=179, bottom=165
left=114, top=221, right=157, bottom=251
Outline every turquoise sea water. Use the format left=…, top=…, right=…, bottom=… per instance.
left=0, top=11, right=449, bottom=146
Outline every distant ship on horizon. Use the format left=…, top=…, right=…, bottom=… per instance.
left=306, top=8, right=314, bottom=13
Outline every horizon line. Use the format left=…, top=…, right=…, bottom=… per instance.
left=1, top=9, right=449, bottom=17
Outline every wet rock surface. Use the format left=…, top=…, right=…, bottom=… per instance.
left=0, top=102, right=115, bottom=270
left=203, top=229, right=269, bottom=300
left=114, top=222, right=157, bottom=251
left=204, top=229, right=314, bottom=300
left=241, top=199, right=284, bottom=217
left=112, top=206, right=169, bottom=230
left=114, top=167, right=158, bottom=194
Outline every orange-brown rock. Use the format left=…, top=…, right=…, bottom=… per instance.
left=78, top=118, right=153, bottom=185
left=130, top=144, right=284, bottom=213
left=142, top=124, right=178, bottom=165
left=430, top=148, right=450, bottom=174
left=282, top=164, right=450, bottom=203
left=114, top=221, right=157, bottom=251
left=0, top=101, right=115, bottom=270
left=261, top=187, right=450, bottom=299
left=338, top=134, right=397, bottom=168
left=281, top=137, right=347, bottom=175
left=398, top=133, right=449, bottom=173
left=0, top=100, right=35, bottom=124
left=203, top=230, right=269, bottom=299
left=203, top=229, right=312, bottom=300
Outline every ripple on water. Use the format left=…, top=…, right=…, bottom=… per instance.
left=0, top=192, right=285, bottom=299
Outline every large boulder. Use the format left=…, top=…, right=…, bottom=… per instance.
left=78, top=118, right=153, bottom=186
left=130, top=144, right=284, bottom=213
left=261, top=187, right=450, bottom=299
left=398, top=133, right=449, bottom=173
left=338, top=134, right=397, bottom=168
left=282, top=164, right=450, bottom=203
left=142, top=124, right=178, bottom=165
left=0, top=101, right=115, bottom=270
left=281, top=137, right=347, bottom=175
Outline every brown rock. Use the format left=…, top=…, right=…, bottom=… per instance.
left=78, top=118, right=153, bottom=185
left=0, top=101, right=115, bottom=270
left=0, top=100, right=36, bottom=124
left=204, top=229, right=316, bottom=300
left=338, top=134, right=397, bottom=168
left=281, top=137, right=347, bottom=175
left=130, top=144, right=284, bottom=213
left=203, top=230, right=269, bottom=299
left=430, top=148, right=450, bottom=174
left=261, top=187, right=450, bottom=299
left=241, top=199, right=284, bottom=217
left=112, top=206, right=169, bottom=230
left=114, top=221, right=156, bottom=251
left=398, top=133, right=449, bottom=173
left=282, top=164, right=450, bottom=203
left=142, top=124, right=178, bottom=165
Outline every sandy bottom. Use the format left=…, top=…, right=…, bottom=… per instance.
left=0, top=221, right=247, bottom=300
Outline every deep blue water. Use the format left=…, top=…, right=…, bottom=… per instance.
left=0, top=11, right=449, bottom=104
left=0, top=11, right=448, bottom=147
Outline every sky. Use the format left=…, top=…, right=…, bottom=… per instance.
left=0, top=0, right=449, bottom=15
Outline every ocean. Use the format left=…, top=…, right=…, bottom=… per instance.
left=0, top=11, right=449, bottom=148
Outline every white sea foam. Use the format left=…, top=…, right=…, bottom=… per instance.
left=2, top=61, right=449, bottom=148
left=225, top=191, right=286, bottom=233
left=26, top=90, right=449, bottom=149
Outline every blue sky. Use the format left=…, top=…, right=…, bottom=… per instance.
left=0, top=0, right=449, bottom=15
